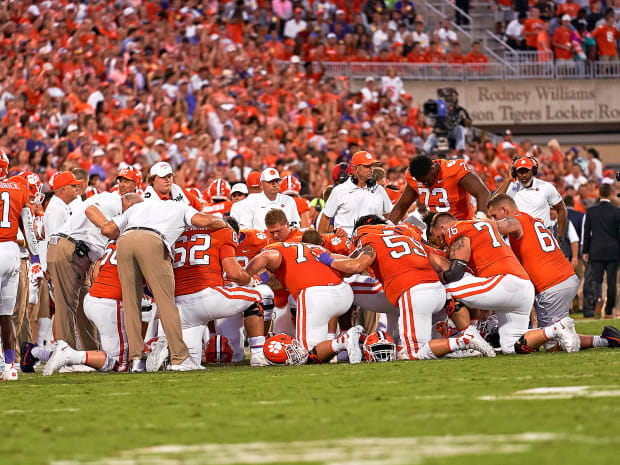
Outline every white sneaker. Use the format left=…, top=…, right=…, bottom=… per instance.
left=344, top=325, right=363, bottom=364
left=146, top=338, right=169, bottom=372
left=444, top=349, right=482, bottom=358
left=554, top=317, right=580, bottom=353
left=43, top=340, right=73, bottom=376
left=130, top=358, right=146, bottom=373
left=250, top=351, right=270, bottom=367
left=463, top=326, right=496, bottom=358
left=169, top=357, right=205, bottom=372
left=1, top=362, right=18, bottom=381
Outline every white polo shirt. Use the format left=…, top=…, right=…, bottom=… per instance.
left=114, top=200, right=198, bottom=251
left=41, top=195, right=73, bottom=270
left=323, top=179, right=393, bottom=235
left=143, top=184, right=191, bottom=204
left=506, top=177, right=562, bottom=228
left=234, top=192, right=301, bottom=231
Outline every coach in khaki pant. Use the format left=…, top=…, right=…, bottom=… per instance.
left=102, top=195, right=228, bottom=371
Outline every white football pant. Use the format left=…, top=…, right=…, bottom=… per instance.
left=0, top=242, right=21, bottom=315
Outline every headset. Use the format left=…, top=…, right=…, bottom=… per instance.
left=351, top=172, right=377, bottom=188
left=334, top=162, right=350, bottom=185
left=511, top=156, right=538, bottom=179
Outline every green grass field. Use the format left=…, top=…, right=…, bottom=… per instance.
left=2, top=318, right=619, bottom=465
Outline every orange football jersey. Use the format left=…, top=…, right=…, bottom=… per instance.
left=202, top=200, right=233, bottom=217
left=0, top=177, right=30, bottom=242
left=235, top=228, right=270, bottom=268
left=293, top=196, right=310, bottom=216
left=173, top=228, right=236, bottom=296
left=444, top=220, right=529, bottom=280
left=406, top=159, right=475, bottom=220
left=359, top=232, right=440, bottom=305
left=265, top=242, right=343, bottom=299
left=90, top=241, right=122, bottom=301
left=509, top=213, right=575, bottom=294
left=322, top=233, right=353, bottom=255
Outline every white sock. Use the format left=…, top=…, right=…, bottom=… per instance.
left=327, top=332, right=336, bottom=341
left=543, top=325, right=557, bottom=340
left=248, top=336, right=265, bottom=354
left=330, top=333, right=348, bottom=353
left=448, top=336, right=468, bottom=351
left=593, top=336, right=609, bottom=348
left=36, top=317, right=53, bottom=346
left=31, top=347, right=51, bottom=361
left=74, top=350, right=87, bottom=365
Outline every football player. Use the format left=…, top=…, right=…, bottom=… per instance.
left=389, top=155, right=490, bottom=223
left=246, top=239, right=363, bottom=363
left=314, top=215, right=494, bottom=360
left=0, top=156, right=43, bottom=380
left=429, top=212, right=581, bottom=355
left=488, top=194, right=619, bottom=351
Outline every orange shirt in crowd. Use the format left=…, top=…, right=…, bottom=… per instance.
left=552, top=26, right=573, bottom=60
left=592, top=25, right=620, bottom=57
left=523, top=18, right=544, bottom=48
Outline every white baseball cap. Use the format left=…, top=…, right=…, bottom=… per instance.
left=561, top=14, right=571, bottom=21
left=154, top=139, right=166, bottom=146
left=231, top=183, right=249, bottom=195
left=173, top=132, right=184, bottom=140
left=260, top=168, right=281, bottom=182
left=150, top=161, right=173, bottom=178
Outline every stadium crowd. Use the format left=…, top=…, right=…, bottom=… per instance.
left=1, top=1, right=620, bottom=380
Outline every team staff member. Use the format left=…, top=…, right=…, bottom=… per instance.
left=496, top=156, right=567, bottom=241
left=487, top=195, right=579, bottom=329
left=318, top=151, right=393, bottom=235
left=102, top=194, right=229, bottom=372
left=143, top=161, right=202, bottom=210
left=234, top=168, right=300, bottom=230
left=389, top=155, right=490, bottom=224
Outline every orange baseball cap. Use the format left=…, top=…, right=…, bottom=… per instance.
left=53, top=171, right=83, bottom=190
left=514, top=157, right=536, bottom=170
left=117, top=167, right=142, bottom=184
left=246, top=171, right=261, bottom=188
left=351, top=151, right=378, bottom=166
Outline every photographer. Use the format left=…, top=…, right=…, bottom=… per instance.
left=422, top=88, right=471, bottom=157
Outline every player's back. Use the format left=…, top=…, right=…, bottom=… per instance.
left=406, top=159, right=474, bottom=220
left=235, top=229, right=270, bottom=268
left=90, top=241, right=122, bottom=300
left=0, top=177, right=29, bottom=243
left=510, top=212, right=574, bottom=294
left=321, top=233, right=353, bottom=255
left=266, top=242, right=343, bottom=298
left=446, top=220, right=529, bottom=280
left=174, top=228, right=236, bottom=295
left=360, top=232, right=439, bottom=305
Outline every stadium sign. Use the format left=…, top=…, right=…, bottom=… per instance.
left=397, top=80, right=620, bottom=126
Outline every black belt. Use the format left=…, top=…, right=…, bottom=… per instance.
left=126, top=227, right=164, bottom=239
left=55, top=233, right=78, bottom=245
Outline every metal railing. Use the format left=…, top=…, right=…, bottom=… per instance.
left=425, top=2, right=473, bottom=44
left=277, top=60, right=620, bottom=81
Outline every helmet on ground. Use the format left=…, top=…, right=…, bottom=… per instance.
left=263, top=334, right=308, bottom=366
left=363, top=330, right=396, bottom=363
left=204, top=335, right=233, bottom=364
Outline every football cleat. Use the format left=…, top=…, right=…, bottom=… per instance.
left=250, top=351, right=270, bottom=367
left=344, top=325, right=364, bottom=364
left=146, top=338, right=170, bottom=372
left=130, top=358, right=146, bottom=373
left=1, top=363, right=19, bottom=381
left=463, top=326, right=496, bottom=357
left=363, top=330, right=396, bottom=363
left=43, top=340, right=73, bottom=376
left=204, top=335, right=233, bottom=364
left=20, top=342, right=37, bottom=373
left=263, top=334, right=308, bottom=366
left=554, top=317, right=580, bottom=353
left=168, top=357, right=205, bottom=371
left=602, top=325, right=620, bottom=348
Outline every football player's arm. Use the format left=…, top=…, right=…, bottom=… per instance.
left=494, top=217, right=523, bottom=240
left=388, top=184, right=417, bottom=224
left=317, top=213, right=333, bottom=234
left=552, top=199, right=567, bottom=240
left=428, top=249, right=450, bottom=275
left=190, top=213, right=228, bottom=230
left=20, top=207, right=40, bottom=259
left=443, top=236, right=470, bottom=283
left=246, top=249, right=282, bottom=276
left=222, top=256, right=252, bottom=285
left=329, top=245, right=376, bottom=275
left=458, top=172, right=490, bottom=215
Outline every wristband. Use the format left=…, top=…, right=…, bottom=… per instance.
left=258, top=271, right=270, bottom=283
left=317, top=251, right=334, bottom=267
left=30, top=255, right=40, bottom=264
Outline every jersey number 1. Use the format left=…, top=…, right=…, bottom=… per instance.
left=0, top=191, right=11, bottom=229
